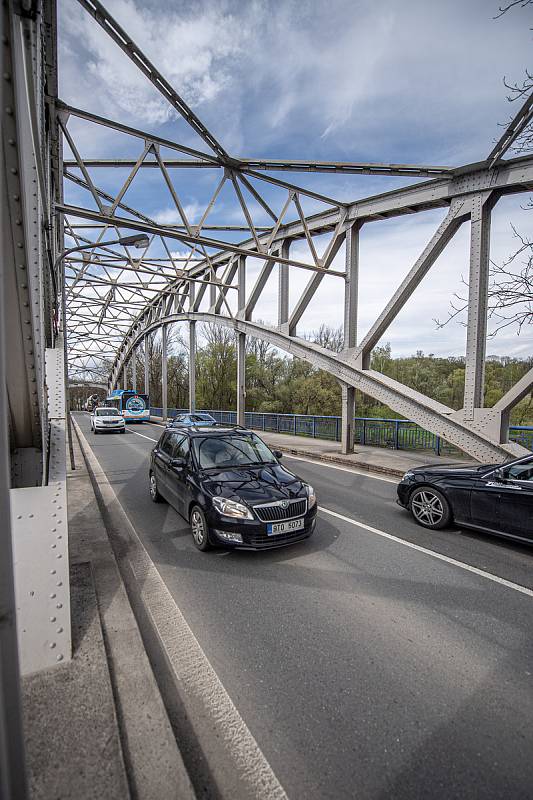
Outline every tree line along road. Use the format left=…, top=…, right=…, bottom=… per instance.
left=74, top=413, right=533, bottom=800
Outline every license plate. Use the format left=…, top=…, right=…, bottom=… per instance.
left=267, top=518, right=304, bottom=535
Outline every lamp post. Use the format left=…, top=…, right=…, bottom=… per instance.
left=55, top=234, right=150, bottom=468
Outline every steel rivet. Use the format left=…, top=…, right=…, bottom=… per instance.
left=56, top=603, right=62, bottom=609
left=56, top=654, right=64, bottom=662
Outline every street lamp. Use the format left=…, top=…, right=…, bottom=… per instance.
left=55, top=233, right=150, bottom=468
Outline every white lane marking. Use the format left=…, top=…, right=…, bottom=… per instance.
left=129, top=429, right=158, bottom=443
left=284, top=453, right=397, bottom=483
left=319, top=506, right=533, bottom=599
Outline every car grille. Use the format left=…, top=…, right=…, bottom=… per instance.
left=246, top=527, right=311, bottom=548
left=103, top=420, right=120, bottom=425
left=253, top=498, right=307, bottom=522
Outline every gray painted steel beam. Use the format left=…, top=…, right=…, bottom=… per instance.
left=493, top=366, right=533, bottom=413
left=343, top=222, right=360, bottom=352
left=237, top=256, right=246, bottom=425
left=132, top=349, right=137, bottom=390
left=161, top=324, right=168, bottom=421
left=189, top=321, right=196, bottom=412
left=463, top=194, right=492, bottom=420
left=237, top=333, right=246, bottom=427
left=278, top=240, right=290, bottom=328
left=341, top=384, right=355, bottom=455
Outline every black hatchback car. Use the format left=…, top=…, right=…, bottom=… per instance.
left=149, top=425, right=317, bottom=551
left=397, top=452, right=533, bottom=544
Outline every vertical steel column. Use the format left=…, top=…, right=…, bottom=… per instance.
left=278, top=239, right=290, bottom=328
left=189, top=321, right=196, bottom=412
left=161, top=324, right=168, bottom=421
left=122, top=365, right=127, bottom=390
left=131, top=349, right=137, bottom=390
left=237, top=256, right=246, bottom=426
left=209, top=266, right=217, bottom=309
left=464, top=195, right=491, bottom=420
left=0, top=76, right=28, bottom=794
left=341, top=223, right=360, bottom=454
left=341, top=384, right=355, bottom=455
left=144, top=338, right=150, bottom=396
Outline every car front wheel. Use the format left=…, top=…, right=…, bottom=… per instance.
left=190, top=505, right=211, bottom=551
left=149, top=471, right=164, bottom=503
left=409, top=487, right=451, bottom=530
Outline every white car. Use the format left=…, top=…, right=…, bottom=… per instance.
left=91, top=407, right=126, bottom=434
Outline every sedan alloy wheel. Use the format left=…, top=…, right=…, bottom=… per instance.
left=409, top=487, right=451, bottom=530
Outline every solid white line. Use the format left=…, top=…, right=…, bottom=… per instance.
left=284, top=453, right=397, bottom=483
left=319, top=506, right=533, bottom=599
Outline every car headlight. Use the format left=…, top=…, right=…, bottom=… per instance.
left=212, top=496, right=253, bottom=520
left=402, top=471, right=415, bottom=481
left=306, top=484, right=317, bottom=508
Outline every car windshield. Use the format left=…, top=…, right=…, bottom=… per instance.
left=193, top=433, right=277, bottom=469
left=96, top=408, right=120, bottom=416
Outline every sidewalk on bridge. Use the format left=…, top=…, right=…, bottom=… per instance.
left=150, top=416, right=469, bottom=478
left=257, top=431, right=470, bottom=477
left=21, top=425, right=193, bottom=800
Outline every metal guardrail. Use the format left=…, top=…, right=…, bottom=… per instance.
left=150, top=408, right=533, bottom=455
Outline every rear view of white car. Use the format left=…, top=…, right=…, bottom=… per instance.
left=90, top=407, right=126, bottom=434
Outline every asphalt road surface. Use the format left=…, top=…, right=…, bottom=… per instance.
left=75, top=413, right=533, bottom=800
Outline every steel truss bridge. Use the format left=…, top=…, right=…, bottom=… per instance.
left=1, top=0, right=532, bottom=794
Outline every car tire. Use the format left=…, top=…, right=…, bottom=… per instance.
left=409, top=486, right=452, bottom=530
left=149, top=471, right=164, bottom=503
left=93, top=428, right=98, bottom=435
left=120, top=429, right=126, bottom=434
left=190, top=505, right=212, bottom=551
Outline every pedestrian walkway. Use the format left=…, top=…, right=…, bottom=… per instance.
left=253, top=431, right=470, bottom=477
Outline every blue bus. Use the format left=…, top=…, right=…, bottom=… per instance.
left=105, top=389, right=150, bottom=423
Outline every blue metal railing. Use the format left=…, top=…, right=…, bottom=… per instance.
left=150, top=407, right=533, bottom=455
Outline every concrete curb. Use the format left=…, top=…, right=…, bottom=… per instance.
left=73, top=417, right=289, bottom=800
left=71, top=419, right=195, bottom=800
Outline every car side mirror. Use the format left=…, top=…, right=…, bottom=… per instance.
left=273, top=450, right=283, bottom=459
left=170, top=457, right=186, bottom=469
left=493, top=467, right=506, bottom=483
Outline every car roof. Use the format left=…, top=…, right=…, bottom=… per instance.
left=165, top=425, right=252, bottom=438
left=95, top=407, right=117, bottom=412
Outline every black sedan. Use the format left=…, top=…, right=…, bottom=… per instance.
left=397, top=453, right=533, bottom=543
left=149, top=425, right=317, bottom=551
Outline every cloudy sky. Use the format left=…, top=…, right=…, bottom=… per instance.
left=59, top=0, right=532, bottom=359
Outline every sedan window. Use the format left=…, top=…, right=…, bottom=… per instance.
left=506, top=458, right=533, bottom=482
left=193, top=434, right=277, bottom=469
